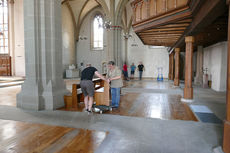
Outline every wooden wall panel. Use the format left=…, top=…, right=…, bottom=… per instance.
left=156, top=0, right=166, bottom=14
left=149, top=0, right=157, bottom=17
left=177, top=0, right=188, bottom=7
left=136, top=4, right=141, bottom=22
left=141, top=2, right=148, bottom=20
left=167, top=0, right=176, bottom=11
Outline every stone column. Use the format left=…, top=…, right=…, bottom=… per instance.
left=124, top=37, right=128, bottom=63
left=174, top=48, right=180, bottom=86
left=223, top=1, right=230, bottom=152
left=195, top=46, right=203, bottom=85
left=182, top=36, right=194, bottom=102
left=8, top=0, right=15, bottom=76
left=171, top=52, right=175, bottom=80
left=107, top=29, right=115, bottom=61
left=114, top=26, right=122, bottom=68
left=168, top=54, right=172, bottom=80
left=107, top=26, right=122, bottom=67
left=17, top=0, right=67, bottom=110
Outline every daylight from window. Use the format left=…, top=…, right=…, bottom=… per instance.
left=93, top=15, right=103, bottom=50
left=0, top=0, right=8, bottom=54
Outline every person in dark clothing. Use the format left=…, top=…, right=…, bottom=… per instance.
left=80, top=64, right=107, bottom=113
left=138, top=62, right=145, bottom=80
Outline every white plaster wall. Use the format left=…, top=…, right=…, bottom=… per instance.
left=127, top=28, right=169, bottom=78
left=77, top=8, right=107, bottom=73
left=14, top=0, right=25, bottom=76
left=203, top=41, right=227, bottom=91
left=62, top=4, right=76, bottom=71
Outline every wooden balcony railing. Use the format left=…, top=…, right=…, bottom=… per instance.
left=131, top=0, right=189, bottom=24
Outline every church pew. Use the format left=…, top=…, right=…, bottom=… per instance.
left=64, top=78, right=110, bottom=109
left=94, top=80, right=110, bottom=106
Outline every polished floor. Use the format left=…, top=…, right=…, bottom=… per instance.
left=60, top=80, right=197, bottom=121
left=0, top=79, right=225, bottom=153
left=0, top=80, right=197, bottom=121
left=0, top=86, right=20, bottom=106
left=0, top=119, right=107, bottom=153
left=60, top=93, right=197, bottom=121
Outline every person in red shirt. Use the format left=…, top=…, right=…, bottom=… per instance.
left=123, top=62, right=129, bottom=80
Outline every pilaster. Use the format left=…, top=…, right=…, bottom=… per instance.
left=17, top=0, right=68, bottom=110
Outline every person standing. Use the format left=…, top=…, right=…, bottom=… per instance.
left=138, top=62, right=145, bottom=80
left=107, top=61, right=123, bottom=108
left=123, top=62, right=129, bottom=80
left=80, top=63, right=107, bottom=113
left=130, top=63, right=136, bottom=80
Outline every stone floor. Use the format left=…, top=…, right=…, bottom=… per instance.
left=0, top=79, right=226, bottom=153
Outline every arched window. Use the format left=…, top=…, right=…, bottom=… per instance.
left=93, top=14, right=103, bottom=50
left=0, top=0, right=8, bottom=54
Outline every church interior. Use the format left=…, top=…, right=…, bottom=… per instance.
left=0, top=0, right=230, bottom=152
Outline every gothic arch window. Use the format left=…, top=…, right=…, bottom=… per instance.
left=0, top=0, right=8, bottom=54
left=92, top=14, right=103, bottom=50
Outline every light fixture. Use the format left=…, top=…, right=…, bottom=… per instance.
left=103, top=20, right=112, bottom=29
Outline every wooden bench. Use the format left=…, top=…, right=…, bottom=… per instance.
left=64, top=78, right=110, bottom=109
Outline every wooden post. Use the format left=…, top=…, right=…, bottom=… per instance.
left=171, top=52, right=175, bottom=80
left=183, top=36, right=194, bottom=100
left=174, top=48, right=180, bottom=86
left=223, top=1, right=230, bottom=152
left=72, top=84, right=78, bottom=108
left=168, top=54, right=172, bottom=80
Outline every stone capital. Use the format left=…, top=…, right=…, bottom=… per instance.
left=185, top=36, right=195, bottom=43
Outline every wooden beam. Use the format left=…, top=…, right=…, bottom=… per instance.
left=139, top=31, right=184, bottom=34
left=133, top=6, right=192, bottom=32
left=170, top=0, right=227, bottom=52
left=144, top=27, right=187, bottom=32
left=156, top=23, right=190, bottom=28
left=140, top=36, right=180, bottom=39
left=139, top=33, right=182, bottom=37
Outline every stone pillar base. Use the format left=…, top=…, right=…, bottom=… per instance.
left=223, top=121, right=230, bottom=153
left=181, top=98, right=194, bottom=103
left=173, top=85, right=180, bottom=88
left=17, top=80, right=68, bottom=110
left=213, top=146, right=224, bottom=153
